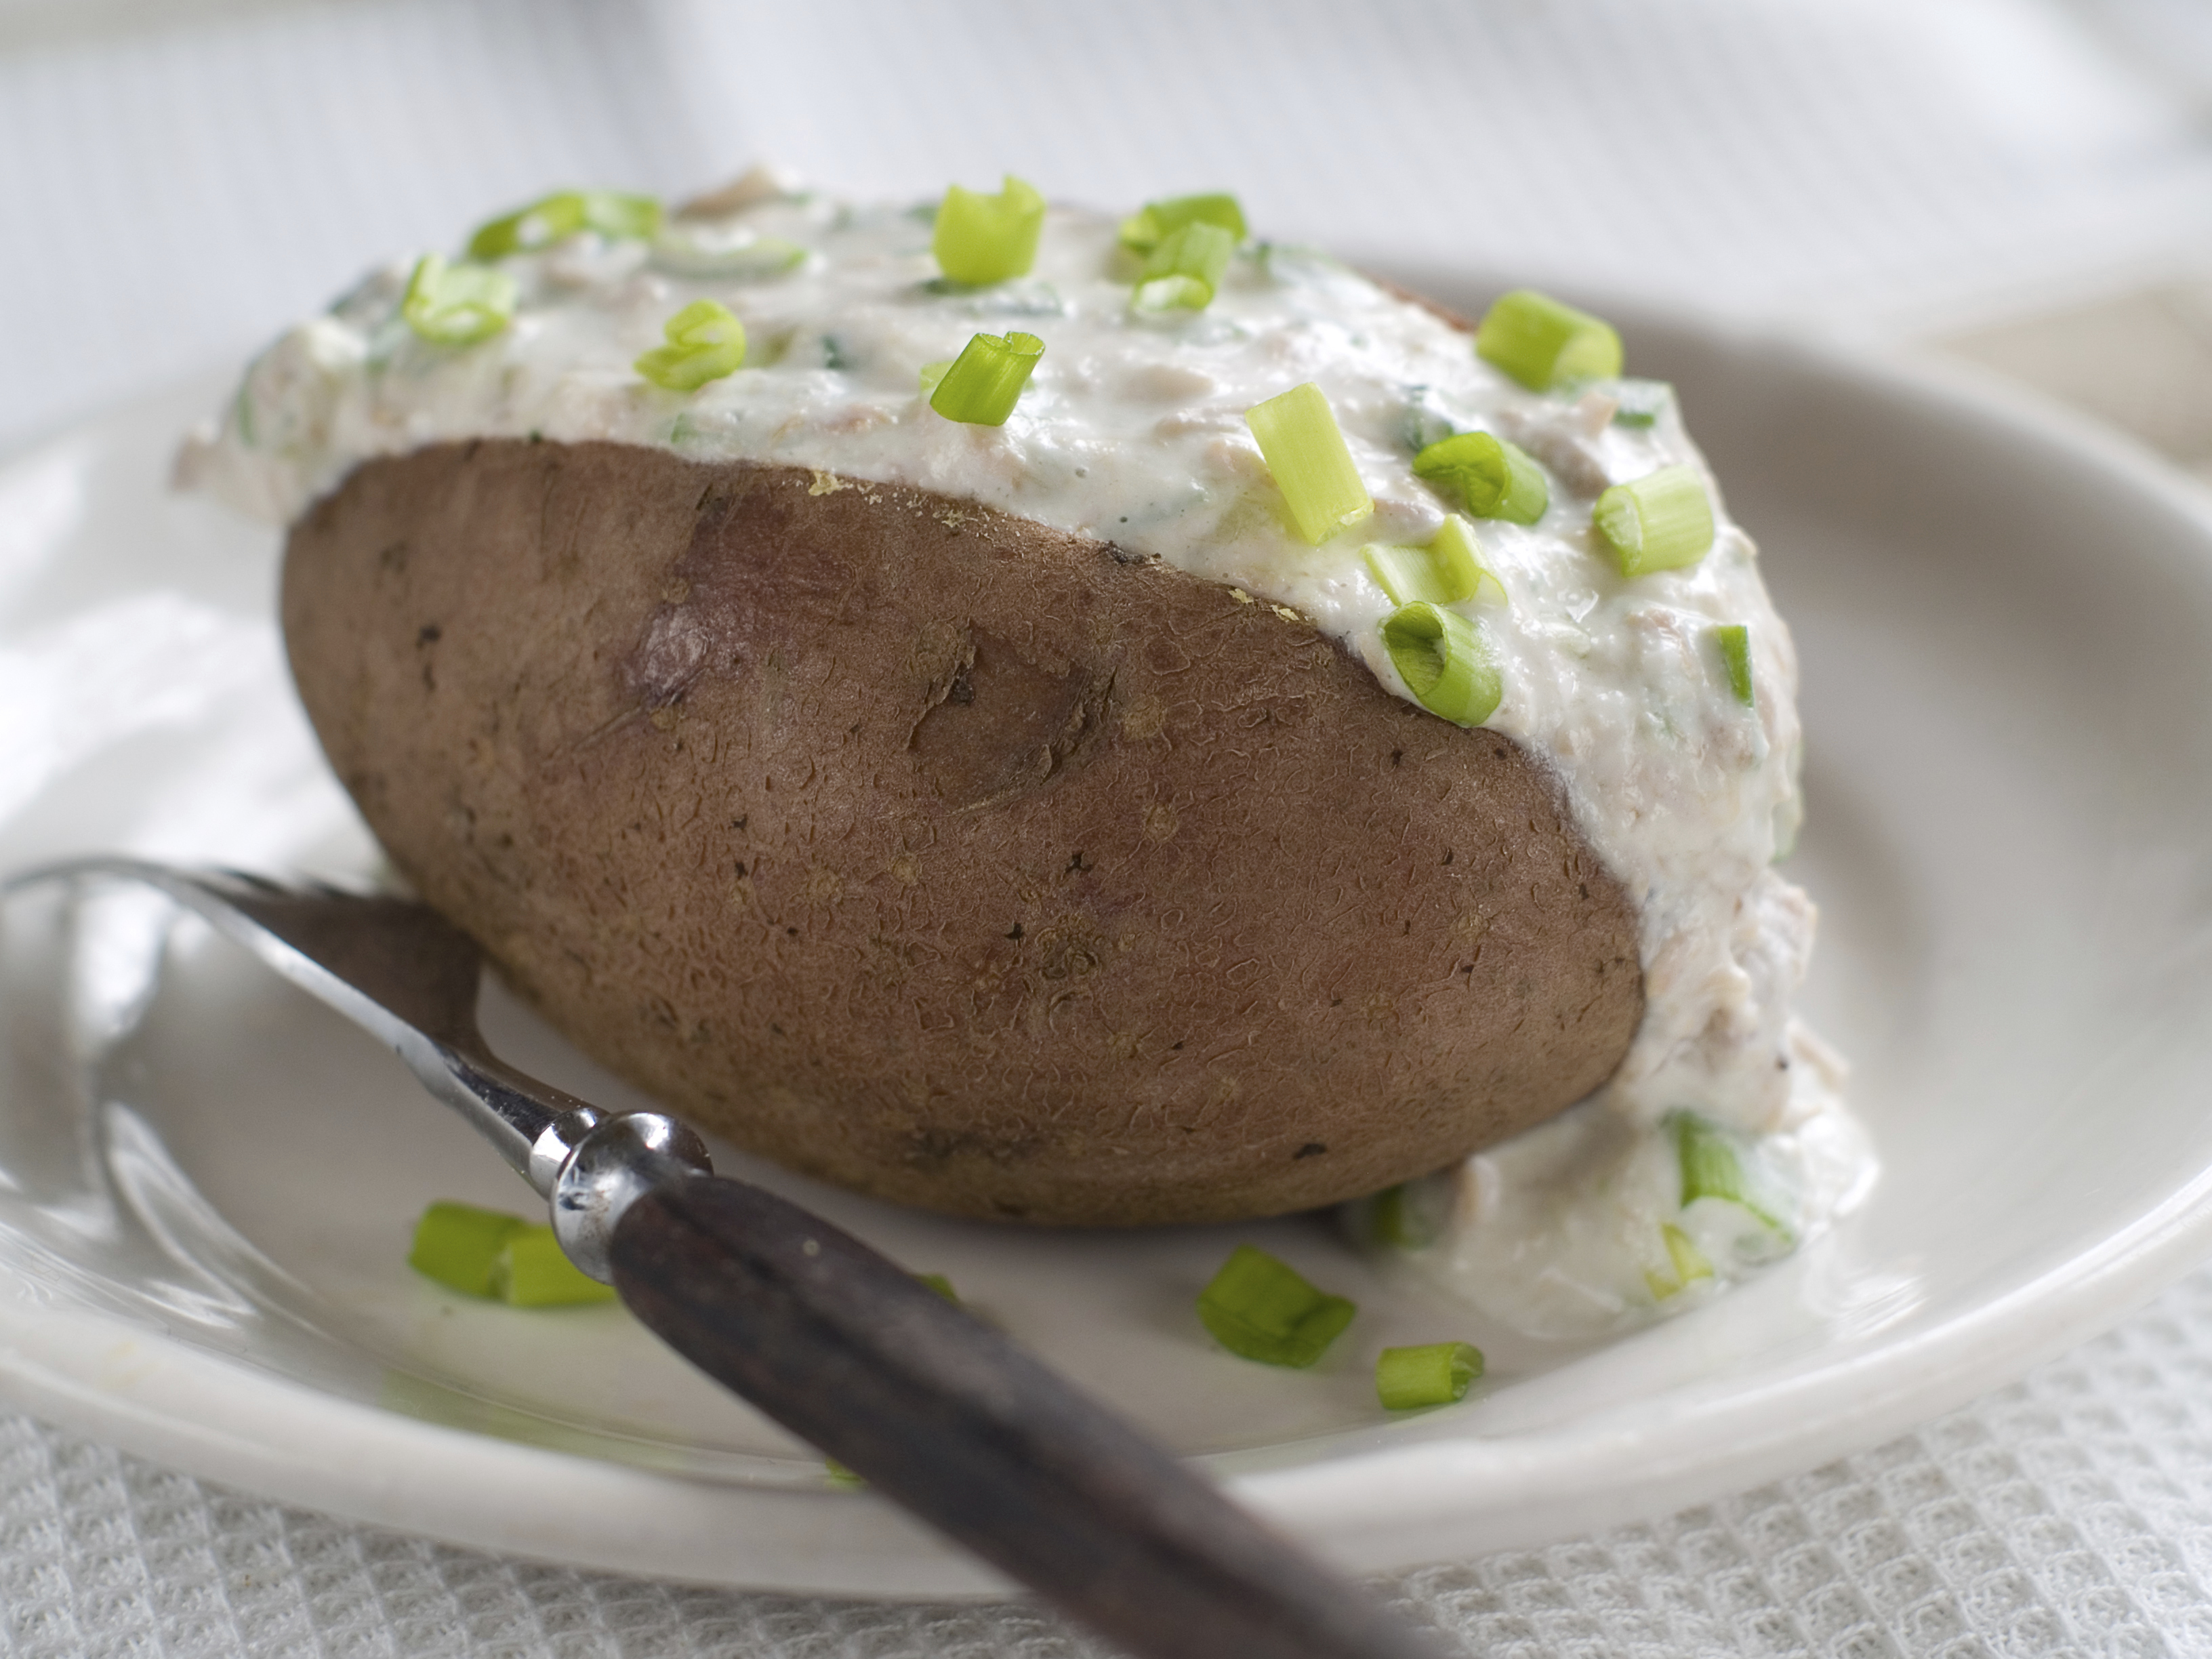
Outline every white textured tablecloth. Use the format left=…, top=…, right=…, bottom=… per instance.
left=11, top=1269, right=2212, bottom=1657
left=9, top=2, right=2212, bottom=1654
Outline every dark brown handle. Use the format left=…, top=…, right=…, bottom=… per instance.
left=610, top=1176, right=1442, bottom=1659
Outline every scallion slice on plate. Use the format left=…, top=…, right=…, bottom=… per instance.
left=408, top=1200, right=524, bottom=1298
left=1196, top=1245, right=1356, bottom=1368
left=494, top=1226, right=617, bottom=1307
left=1375, top=1342, right=1483, bottom=1410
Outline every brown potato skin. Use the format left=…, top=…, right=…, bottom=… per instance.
left=283, top=439, right=1642, bottom=1224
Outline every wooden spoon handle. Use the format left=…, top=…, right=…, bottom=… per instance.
left=611, top=1176, right=1439, bottom=1659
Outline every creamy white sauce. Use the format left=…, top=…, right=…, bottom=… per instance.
left=180, top=181, right=1874, bottom=1336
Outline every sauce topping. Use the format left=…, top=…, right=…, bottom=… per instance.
left=180, top=182, right=1872, bottom=1335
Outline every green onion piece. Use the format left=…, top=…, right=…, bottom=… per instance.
left=916, top=1272, right=958, bottom=1303
left=1365, top=520, right=1501, bottom=609
left=1612, top=378, right=1673, bottom=428
left=1668, top=1110, right=1792, bottom=1240
left=918, top=359, right=953, bottom=394
left=1381, top=603, right=1502, bottom=727
left=579, top=190, right=662, bottom=243
left=1475, top=289, right=1624, bottom=390
left=1119, top=192, right=1247, bottom=252
left=1375, top=1341, right=1483, bottom=1409
left=933, top=176, right=1046, bottom=286
left=408, top=1200, right=526, bottom=1298
left=1132, top=221, right=1236, bottom=310
left=1244, top=382, right=1374, bottom=544
left=468, top=192, right=585, bottom=260
left=652, top=226, right=807, bottom=280
left=1364, top=543, right=1441, bottom=608
left=401, top=255, right=517, bottom=346
left=928, top=330, right=1044, bottom=424
left=1133, top=276, right=1213, bottom=312
left=1366, top=1174, right=1452, bottom=1249
left=1196, top=1244, right=1357, bottom=1368
left=1429, top=515, right=1507, bottom=605
left=493, top=1225, right=618, bottom=1307
left=1644, top=1222, right=1716, bottom=1301
left=825, top=1458, right=865, bottom=1487
left=467, top=190, right=663, bottom=259
left=1594, top=465, right=1715, bottom=576
left=635, top=298, right=747, bottom=391
left=1714, top=623, right=1754, bottom=706
left=1412, top=432, right=1548, bottom=525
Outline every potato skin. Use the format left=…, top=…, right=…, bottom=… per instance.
left=283, top=440, right=1641, bottom=1224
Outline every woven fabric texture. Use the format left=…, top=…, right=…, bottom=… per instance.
left=9, top=1264, right=2212, bottom=1658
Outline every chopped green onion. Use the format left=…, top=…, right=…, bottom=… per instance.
left=493, top=1225, right=618, bottom=1307
left=407, top=1203, right=613, bottom=1307
left=825, top=1458, right=865, bottom=1487
left=635, top=299, right=747, bottom=391
left=1363, top=517, right=1504, bottom=609
left=1594, top=465, right=1715, bottom=576
left=1196, top=1244, right=1356, bottom=1368
left=1365, top=1174, right=1453, bottom=1249
left=933, top=176, right=1046, bottom=286
left=1133, top=276, right=1212, bottom=312
left=653, top=225, right=807, bottom=280
left=1611, top=379, right=1673, bottom=428
left=401, top=255, right=516, bottom=346
left=578, top=190, right=662, bottom=243
left=467, top=190, right=662, bottom=260
left=1120, top=192, right=1247, bottom=252
left=1412, top=432, right=1548, bottom=525
left=1429, top=516, right=1509, bottom=605
left=916, top=1272, right=958, bottom=1303
left=928, top=330, right=1044, bottom=424
left=468, top=192, right=582, bottom=258
left=1475, top=289, right=1623, bottom=390
left=1714, top=623, right=1754, bottom=706
left=409, top=1200, right=525, bottom=1298
left=1374, top=1342, right=1483, bottom=1409
left=1644, top=1223, right=1715, bottom=1300
left=1244, top=382, right=1374, bottom=544
left=1364, top=544, right=1443, bottom=608
left=1132, top=221, right=1237, bottom=311
left=1668, top=1110, right=1792, bottom=1240
left=1381, top=603, right=1502, bottom=727
left=918, top=359, right=952, bottom=394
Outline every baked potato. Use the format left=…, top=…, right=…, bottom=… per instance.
left=186, top=175, right=1845, bottom=1274
left=282, top=439, right=1639, bottom=1223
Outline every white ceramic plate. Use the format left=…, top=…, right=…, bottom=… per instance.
left=4, top=288, right=2212, bottom=1599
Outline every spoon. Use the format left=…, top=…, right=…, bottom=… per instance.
left=2, top=857, right=1442, bottom=1659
